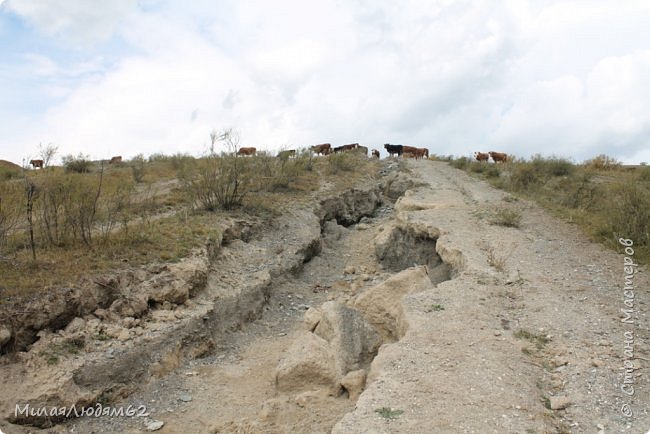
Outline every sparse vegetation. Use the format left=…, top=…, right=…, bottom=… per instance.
left=425, top=304, right=444, bottom=312
left=62, top=153, right=93, bottom=173
left=490, top=208, right=522, bottom=228
left=583, top=154, right=621, bottom=170
left=449, top=154, right=650, bottom=263
left=374, top=407, right=404, bottom=419
left=514, top=329, right=550, bottom=349
left=486, top=245, right=512, bottom=272
left=0, top=137, right=378, bottom=296
left=130, top=154, right=146, bottom=183
left=327, top=151, right=357, bottom=174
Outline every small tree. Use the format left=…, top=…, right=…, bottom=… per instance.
left=38, top=142, right=59, bottom=168
left=209, top=130, right=218, bottom=156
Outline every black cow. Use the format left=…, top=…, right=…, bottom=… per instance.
left=384, top=143, right=403, bottom=157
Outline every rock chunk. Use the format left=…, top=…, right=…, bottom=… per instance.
left=340, top=369, right=366, bottom=400
left=275, top=332, right=339, bottom=394
left=313, top=301, right=381, bottom=375
left=353, top=266, right=431, bottom=341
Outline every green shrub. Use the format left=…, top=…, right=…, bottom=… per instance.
left=450, top=157, right=470, bottom=170
left=130, top=154, right=146, bottom=183
left=509, top=164, right=538, bottom=191
left=638, top=166, right=650, bottom=182
left=185, top=154, right=253, bottom=211
left=62, top=153, right=92, bottom=173
left=560, top=173, right=599, bottom=210
left=0, top=165, right=21, bottom=181
left=531, top=155, right=574, bottom=177
left=327, top=152, right=356, bottom=175
left=610, top=183, right=650, bottom=248
left=491, top=208, right=522, bottom=228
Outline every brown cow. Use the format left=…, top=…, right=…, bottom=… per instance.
left=474, top=152, right=489, bottom=162
left=342, top=143, right=359, bottom=151
left=109, top=156, right=122, bottom=164
left=311, top=143, right=331, bottom=155
left=29, top=159, right=44, bottom=169
left=414, top=148, right=429, bottom=159
left=402, top=145, right=418, bottom=158
left=489, top=151, right=508, bottom=163
left=371, top=149, right=380, bottom=158
left=237, top=147, right=256, bottom=156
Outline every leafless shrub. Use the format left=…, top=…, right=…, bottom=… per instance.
left=130, top=154, right=146, bottom=183
left=186, top=129, right=252, bottom=210
left=487, top=246, right=507, bottom=271
left=0, top=183, right=21, bottom=253
left=583, top=154, right=621, bottom=170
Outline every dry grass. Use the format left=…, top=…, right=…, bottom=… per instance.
left=451, top=154, right=650, bottom=263
left=0, top=150, right=379, bottom=298
left=490, top=208, right=522, bottom=228
left=486, top=246, right=510, bottom=271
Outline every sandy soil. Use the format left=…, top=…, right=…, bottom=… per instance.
left=2, top=159, right=648, bottom=434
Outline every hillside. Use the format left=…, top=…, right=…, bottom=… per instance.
left=0, top=158, right=648, bottom=433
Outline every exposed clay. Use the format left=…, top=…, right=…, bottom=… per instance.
left=2, top=159, right=648, bottom=434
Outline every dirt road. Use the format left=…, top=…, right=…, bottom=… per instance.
left=3, top=159, right=648, bottom=433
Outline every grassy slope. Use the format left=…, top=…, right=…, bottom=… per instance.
left=445, top=156, right=650, bottom=264
left=0, top=152, right=379, bottom=298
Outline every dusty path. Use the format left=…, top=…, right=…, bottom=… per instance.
left=4, top=159, right=648, bottom=433
left=334, top=160, right=649, bottom=433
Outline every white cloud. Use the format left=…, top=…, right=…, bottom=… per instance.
left=3, top=0, right=138, bottom=43
left=1, top=0, right=650, bottom=164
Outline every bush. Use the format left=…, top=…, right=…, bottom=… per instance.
left=185, top=154, right=253, bottom=211
left=491, top=208, right=522, bottom=228
left=130, top=154, right=146, bottom=183
left=638, top=166, right=650, bottom=182
left=584, top=154, right=621, bottom=171
left=62, top=153, right=92, bottom=173
left=0, top=164, right=21, bottom=180
left=610, top=183, right=650, bottom=248
left=0, top=183, right=22, bottom=251
left=37, top=171, right=104, bottom=246
left=327, top=152, right=356, bottom=175
left=559, top=173, right=599, bottom=210
left=531, top=155, right=574, bottom=177
left=450, top=157, right=470, bottom=170
left=509, top=164, right=538, bottom=191
left=484, top=165, right=501, bottom=178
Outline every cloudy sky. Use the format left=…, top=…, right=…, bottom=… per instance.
left=1, top=0, right=649, bottom=164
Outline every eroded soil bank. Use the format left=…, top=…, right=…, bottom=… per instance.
left=2, top=159, right=649, bottom=434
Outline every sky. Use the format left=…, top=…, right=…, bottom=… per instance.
left=1, top=0, right=649, bottom=164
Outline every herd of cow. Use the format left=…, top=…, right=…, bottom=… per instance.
left=28, top=156, right=123, bottom=169
left=27, top=146, right=509, bottom=169
left=236, top=143, right=368, bottom=158
left=473, top=151, right=508, bottom=163
left=235, top=143, right=431, bottom=160
left=383, top=144, right=429, bottom=159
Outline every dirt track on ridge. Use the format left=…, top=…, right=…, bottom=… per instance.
left=4, top=159, right=648, bottom=433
